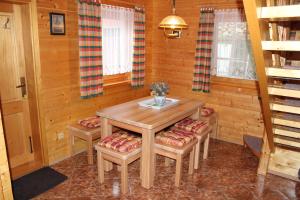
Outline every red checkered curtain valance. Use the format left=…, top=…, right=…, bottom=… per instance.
left=131, top=7, right=145, bottom=88
left=78, top=0, right=103, bottom=99
left=192, top=9, right=215, bottom=93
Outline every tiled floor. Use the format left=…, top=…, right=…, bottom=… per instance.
left=34, top=139, right=300, bottom=200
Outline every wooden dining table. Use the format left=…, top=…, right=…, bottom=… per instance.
left=96, top=96, right=203, bottom=189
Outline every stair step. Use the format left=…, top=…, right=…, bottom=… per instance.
left=273, top=114, right=300, bottom=129
left=257, top=5, right=300, bottom=20
left=266, top=67, right=300, bottom=79
left=262, top=41, right=300, bottom=51
left=270, top=103, right=300, bottom=115
left=274, top=137, right=300, bottom=148
left=274, top=127, right=300, bottom=139
left=268, top=86, right=300, bottom=98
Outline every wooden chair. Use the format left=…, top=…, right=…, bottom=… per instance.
left=95, top=131, right=142, bottom=194
left=68, top=123, right=101, bottom=165
left=154, top=130, right=197, bottom=187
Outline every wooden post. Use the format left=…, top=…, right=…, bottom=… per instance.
left=257, top=131, right=271, bottom=175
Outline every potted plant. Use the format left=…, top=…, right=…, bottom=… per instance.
left=150, top=82, right=169, bottom=106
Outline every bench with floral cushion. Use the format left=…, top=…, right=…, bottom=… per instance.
left=95, top=130, right=142, bottom=194
left=68, top=116, right=101, bottom=165
left=154, top=128, right=198, bottom=187
left=173, top=117, right=212, bottom=169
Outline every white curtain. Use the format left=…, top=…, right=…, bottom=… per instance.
left=211, top=9, right=256, bottom=80
left=101, top=4, right=134, bottom=75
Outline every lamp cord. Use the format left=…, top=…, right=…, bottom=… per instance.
left=172, top=0, right=176, bottom=14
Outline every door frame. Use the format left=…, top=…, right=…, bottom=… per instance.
left=1, top=0, right=48, bottom=179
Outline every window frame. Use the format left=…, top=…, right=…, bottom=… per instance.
left=211, top=9, right=256, bottom=81
left=101, top=2, right=135, bottom=86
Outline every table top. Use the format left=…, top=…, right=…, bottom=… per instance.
left=96, top=96, right=203, bottom=130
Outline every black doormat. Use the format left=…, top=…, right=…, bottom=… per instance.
left=12, top=167, right=67, bottom=200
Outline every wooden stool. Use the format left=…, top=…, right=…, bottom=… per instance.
left=155, top=131, right=197, bottom=187
left=194, top=126, right=212, bottom=169
left=200, top=107, right=218, bottom=138
left=68, top=123, right=101, bottom=165
left=95, top=131, right=142, bottom=194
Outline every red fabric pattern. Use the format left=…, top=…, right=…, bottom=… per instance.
left=174, top=118, right=209, bottom=134
left=99, top=130, right=142, bottom=153
left=156, top=129, right=195, bottom=147
left=78, top=116, right=101, bottom=128
left=201, top=107, right=215, bottom=117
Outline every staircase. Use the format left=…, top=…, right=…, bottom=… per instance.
left=243, top=0, right=300, bottom=181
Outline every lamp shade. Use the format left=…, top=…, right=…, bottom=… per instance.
left=159, top=15, right=188, bottom=29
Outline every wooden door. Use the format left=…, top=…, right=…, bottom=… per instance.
left=0, top=12, right=34, bottom=169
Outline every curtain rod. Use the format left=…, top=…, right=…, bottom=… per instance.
left=200, top=7, right=244, bottom=11
left=101, top=0, right=144, bottom=9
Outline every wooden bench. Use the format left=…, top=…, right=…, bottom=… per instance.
left=95, top=141, right=141, bottom=194
left=68, top=123, right=101, bottom=165
left=154, top=137, right=197, bottom=187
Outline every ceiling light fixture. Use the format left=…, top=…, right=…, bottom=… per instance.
left=158, top=0, right=188, bottom=39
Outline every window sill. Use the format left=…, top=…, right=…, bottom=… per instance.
left=103, top=80, right=131, bottom=89
left=210, top=76, right=259, bottom=95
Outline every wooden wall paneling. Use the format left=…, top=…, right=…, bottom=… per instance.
left=0, top=109, right=13, bottom=199
left=151, top=0, right=264, bottom=145
left=36, top=0, right=152, bottom=164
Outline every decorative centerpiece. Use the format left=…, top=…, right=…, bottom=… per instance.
left=150, top=82, right=169, bottom=106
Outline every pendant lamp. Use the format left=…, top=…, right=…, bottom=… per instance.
left=158, top=0, right=188, bottom=38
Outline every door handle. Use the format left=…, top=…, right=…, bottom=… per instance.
left=16, top=77, right=27, bottom=97
left=16, top=83, right=25, bottom=88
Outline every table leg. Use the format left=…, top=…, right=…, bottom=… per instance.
left=141, top=129, right=155, bottom=189
left=191, top=107, right=200, bottom=120
left=101, top=117, right=113, bottom=171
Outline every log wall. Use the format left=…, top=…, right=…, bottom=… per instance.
left=151, top=0, right=264, bottom=144
left=36, top=0, right=152, bottom=164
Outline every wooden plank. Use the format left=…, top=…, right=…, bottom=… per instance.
left=262, top=41, right=300, bottom=51
left=269, top=147, right=300, bottom=182
left=273, top=117, right=300, bottom=129
left=257, top=132, right=271, bottom=176
left=266, top=67, right=300, bottom=79
left=270, top=103, right=300, bottom=115
left=274, top=128, right=300, bottom=139
left=257, top=5, right=300, bottom=20
left=274, top=137, right=300, bottom=148
left=268, top=87, right=300, bottom=98
left=0, top=109, right=13, bottom=199
left=243, top=0, right=275, bottom=151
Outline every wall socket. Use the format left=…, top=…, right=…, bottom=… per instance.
left=57, top=132, right=65, bottom=140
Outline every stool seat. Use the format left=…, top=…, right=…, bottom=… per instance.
left=155, top=138, right=197, bottom=155
left=68, top=123, right=101, bottom=137
left=96, top=131, right=142, bottom=194
left=172, top=117, right=213, bottom=170
left=68, top=116, right=102, bottom=165
left=154, top=129, right=197, bottom=187
left=96, top=145, right=141, bottom=160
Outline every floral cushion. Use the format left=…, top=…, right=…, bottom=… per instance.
left=99, top=130, right=142, bottom=153
left=174, top=118, right=209, bottom=134
left=201, top=107, right=215, bottom=117
left=78, top=116, right=101, bottom=129
left=156, top=128, right=195, bottom=147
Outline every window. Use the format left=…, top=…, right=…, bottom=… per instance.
left=101, top=4, right=134, bottom=82
left=212, top=9, right=256, bottom=80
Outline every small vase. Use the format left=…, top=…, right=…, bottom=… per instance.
left=154, top=95, right=166, bottom=106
